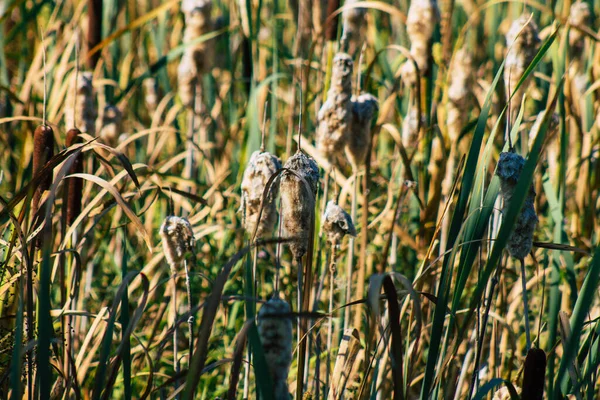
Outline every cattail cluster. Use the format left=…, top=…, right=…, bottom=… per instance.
left=178, top=0, right=213, bottom=106
left=495, top=151, right=538, bottom=260
left=400, top=0, right=440, bottom=86
left=280, top=151, right=320, bottom=260
left=64, top=128, right=83, bottom=226
left=504, top=14, right=540, bottom=116
left=341, top=0, right=367, bottom=53
left=98, top=104, right=122, bottom=146
left=65, top=71, right=96, bottom=135
left=240, top=150, right=282, bottom=239
left=32, top=125, right=54, bottom=217
left=521, top=348, right=546, bottom=400
left=257, top=295, right=293, bottom=399
left=323, top=200, right=356, bottom=245
left=492, top=385, right=521, bottom=400
left=160, top=216, right=195, bottom=272
left=346, top=93, right=378, bottom=168
left=317, top=53, right=354, bottom=160
left=568, top=1, right=591, bottom=57
left=446, top=48, right=474, bottom=142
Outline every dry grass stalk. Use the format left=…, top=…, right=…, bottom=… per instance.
left=568, top=1, right=591, bottom=57
left=327, top=328, right=362, bottom=400
left=280, top=151, right=320, bottom=260
left=323, top=200, right=356, bottom=245
left=257, top=295, right=293, bottom=399
left=504, top=14, right=540, bottom=119
left=240, top=150, right=282, bottom=239
left=65, top=71, right=96, bottom=135
left=346, top=93, right=378, bottom=169
left=32, top=125, right=54, bottom=218
left=98, top=104, right=122, bottom=146
left=446, top=48, right=474, bottom=143
left=317, top=53, right=354, bottom=161
left=64, top=128, right=83, bottom=226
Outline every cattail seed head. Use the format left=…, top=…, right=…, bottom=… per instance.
left=317, top=53, right=354, bottom=161
left=98, top=104, right=122, bottom=147
left=346, top=93, right=378, bottom=168
left=32, top=125, right=55, bottom=217
left=568, top=1, right=591, bottom=55
left=323, top=200, right=356, bottom=245
left=65, top=71, right=96, bottom=135
left=257, top=295, right=293, bottom=399
left=492, top=385, right=521, bottom=400
left=341, top=0, right=367, bottom=52
left=504, top=14, right=540, bottom=114
left=160, top=216, right=195, bottom=271
left=496, top=151, right=538, bottom=260
left=521, top=348, right=546, bottom=400
left=447, top=48, right=474, bottom=142
left=64, top=128, right=83, bottom=226
left=402, top=106, right=422, bottom=147
left=143, top=78, right=159, bottom=113
left=240, top=150, right=282, bottom=238
left=280, top=151, right=320, bottom=260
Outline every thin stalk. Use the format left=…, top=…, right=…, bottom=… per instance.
left=520, top=257, right=531, bottom=351
left=344, top=172, right=357, bottom=330
left=184, top=259, right=194, bottom=361
left=326, top=243, right=337, bottom=394
left=172, top=270, right=179, bottom=399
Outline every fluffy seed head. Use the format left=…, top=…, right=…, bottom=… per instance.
left=496, top=152, right=538, bottom=260
left=492, top=385, right=521, bottom=400
left=160, top=216, right=195, bottom=269
left=98, top=104, right=122, bottom=146
left=346, top=93, right=379, bottom=168
left=32, top=125, right=54, bottom=217
left=402, top=106, right=422, bottom=147
left=323, top=201, right=356, bottom=245
left=240, top=150, right=282, bottom=238
left=65, top=71, right=96, bottom=135
left=568, top=1, right=591, bottom=52
left=405, top=0, right=440, bottom=77
left=280, top=152, right=320, bottom=260
left=64, top=128, right=84, bottom=225
left=258, top=295, right=293, bottom=399
left=341, top=0, right=367, bottom=52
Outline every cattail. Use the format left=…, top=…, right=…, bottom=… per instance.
left=529, top=110, right=559, bottom=149
left=504, top=14, right=540, bottom=117
left=492, top=385, right=521, bottom=400
left=324, top=0, right=341, bottom=42
left=323, top=200, right=356, bottom=245
left=64, top=128, right=83, bottom=226
left=178, top=0, right=213, bottom=106
left=160, top=216, right=195, bottom=271
left=317, top=53, right=353, bottom=161
left=521, top=348, right=546, bottom=400
left=402, top=106, right=422, bottom=147
left=257, top=295, right=293, bottom=399
left=341, top=0, right=367, bottom=52
left=98, top=104, right=122, bottom=147
left=495, top=151, right=538, bottom=260
left=280, top=151, right=320, bottom=260
left=32, top=125, right=54, bottom=217
left=568, top=1, right=590, bottom=57
left=400, top=0, right=440, bottom=86
left=87, top=0, right=102, bottom=70
left=240, top=150, right=282, bottom=239
left=346, top=93, right=378, bottom=168
left=65, top=71, right=96, bottom=135
left=143, top=78, right=159, bottom=113
left=447, top=48, right=474, bottom=142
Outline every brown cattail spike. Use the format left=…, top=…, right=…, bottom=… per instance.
left=346, top=93, right=378, bottom=168
left=323, top=200, right=356, bottom=245
left=257, top=295, right=293, bottom=399
left=32, top=125, right=54, bottom=218
left=160, top=216, right=195, bottom=271
left=280, top=151, right=320, bottom=260
left=87, top=0, right=102, bottom=70
left=64, top=128, right=84, bottom=226
left=240, top=150, right=282, bottom=239
left=521, top=348, right=546, bottom=400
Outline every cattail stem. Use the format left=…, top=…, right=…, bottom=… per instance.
left=344, top=172, right=357, bottom=330
left=184, top=259, right=193, bottom=360
left=326, top=243, right=337, bottom=393
left=519, top=258, right=531, bottom=351
left=172, top=271, right=179, bottom=398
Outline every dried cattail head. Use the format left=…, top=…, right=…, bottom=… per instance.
left=143, top=78, right=159, bottom=113
left=568, top=1, right=591, bottom=54
left=160, top=216, right=195, bottom=270
left=240, top=150, right=282, bottom=239
left=521, top=348, right=546, bottom=400
left=504, top=14, right=540, bottom=116
left=402, top=106, right=422, bottom=147
left=181, top=0, right=212, bottom=25
left=346, top=93, right=378, bottom=168
left=280, top=151, right=320, bottom=260
left=98, top=104, right=122, bottom=146
left=323, top=200, right=356, bottom=245
left=178, top=53, right=197, bottom=107
left=492, top=385, right=521, bottom=400
left=495, top=151, right=538, bottom=260
left=32, top=125, right=54, bottom=217
left=529, top=110, right=559, bottom=149
left=331, top=53, right=354, bottom=93
left=447, top=48, right=474, bottom=141
left=341, top=0, right=367, bottom=52
left=257, top=295, right=293, bottom=399
left=64, top=128, right=84, bottom=226
left=402, top=0, right=440, bottom=85
left=65, top=71, right=96, bottom=135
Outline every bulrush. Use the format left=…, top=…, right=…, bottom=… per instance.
left=402, top=106, right=422, bottom=147
left=504, top=14, right=540, bottom=118
left=240, top=150, right=282, bottom=239
left=446, top=48, right=474, bottom=143
left=568, top=1, right=591, bottom=57
left=257, top=295, right=293, bottom=399
left=98, top=104, right=122, bottom=146
left=346, top=93, right=378, bottom=169
left=400, top=0, right=440, bottom=86
left=521, top=348, right=546, bottom=400
left=178, top=0, right=213, bottom=106
left=341, top=0, right=366, bottom=52
left=317, top=53, right=354, bottom=161
left=160, top=216, right=195, bottom=271
left=280, top=151, right=320, bottom=260
left=64, top=128, right=83, bottom=226
left=32, top=125, right=54, bottom=217
left=65, top=72, right=96, bottom=135
left=323, top=200, right=356, bottom=245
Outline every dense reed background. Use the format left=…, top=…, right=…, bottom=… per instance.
left=0, top=0, right=599, bottom=398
